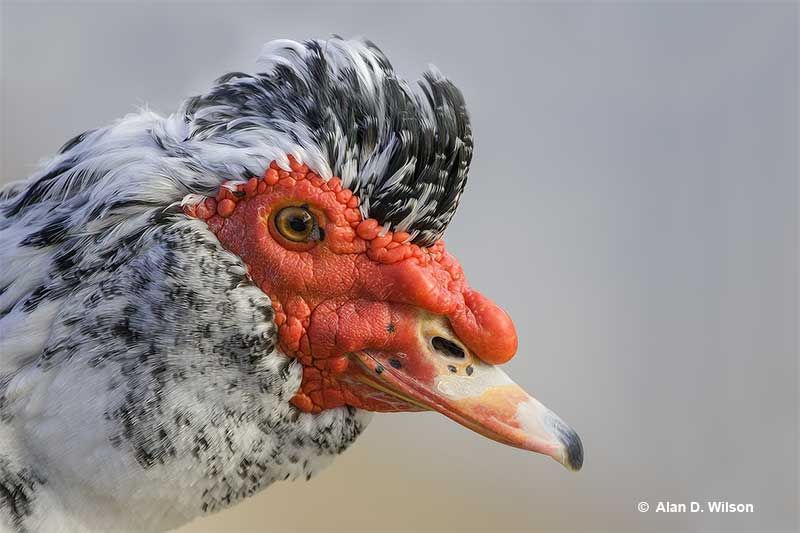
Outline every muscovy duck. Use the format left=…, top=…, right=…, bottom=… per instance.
left=0, top=38, right=582, bottom=532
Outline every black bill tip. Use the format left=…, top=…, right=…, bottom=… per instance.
left=562, top=427, right=584, bottom=471
left=544, top=409, right=584, bottom=471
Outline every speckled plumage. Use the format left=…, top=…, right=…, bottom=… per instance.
left=0, top=38, right=471, bottom=531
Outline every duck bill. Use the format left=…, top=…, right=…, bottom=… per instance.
left=352, top=342, right=583, bottom=471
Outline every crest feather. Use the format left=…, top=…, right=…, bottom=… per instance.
left=192, top=37, right=473, bottom=246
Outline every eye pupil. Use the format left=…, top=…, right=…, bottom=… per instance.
left=288, top=216, right=308, bottom=232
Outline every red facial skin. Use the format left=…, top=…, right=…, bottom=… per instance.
left=184, top=156, right=517, bottom=414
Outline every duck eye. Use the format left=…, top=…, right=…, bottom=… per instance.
left=274, top=206, right=317, bottom=242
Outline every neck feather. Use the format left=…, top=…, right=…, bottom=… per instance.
left=0, top=214, right=371, bottom=531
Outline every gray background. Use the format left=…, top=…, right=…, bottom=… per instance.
left=1, top=1, right=797, bottom=531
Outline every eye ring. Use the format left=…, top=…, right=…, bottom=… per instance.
left=269, top=205, right=324, bottom=249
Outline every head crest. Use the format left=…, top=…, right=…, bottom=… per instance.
left=188, top=38, right=473, bottom=246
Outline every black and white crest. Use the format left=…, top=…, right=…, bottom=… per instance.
left=1, top=38, right=473, bottom=249
left=188, top=38, right=473, bottom=246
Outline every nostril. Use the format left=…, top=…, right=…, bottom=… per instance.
left=431, top=336, right=465, bottom=359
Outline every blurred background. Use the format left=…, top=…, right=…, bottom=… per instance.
left=1, top=1, right=797, bottom=531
